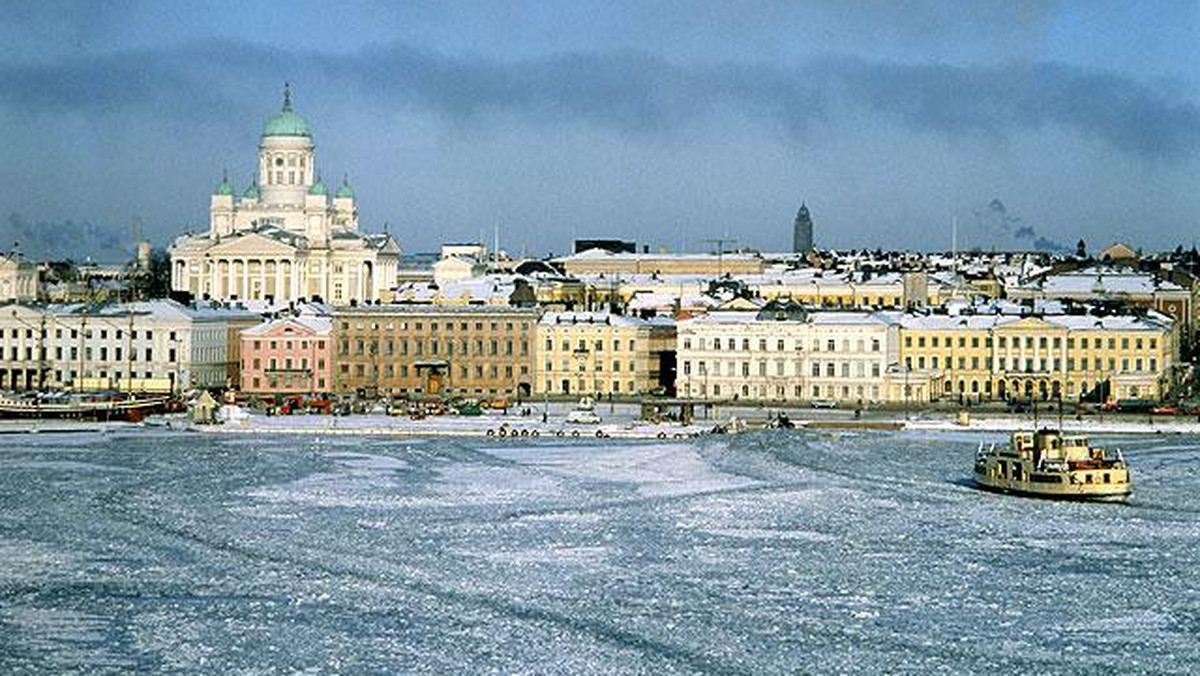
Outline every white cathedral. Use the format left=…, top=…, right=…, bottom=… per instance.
left=170, top=86, right=400, bottom=305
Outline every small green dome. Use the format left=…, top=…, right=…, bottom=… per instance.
left=262, top=84, right=311, bottom=138
left=308, top=175, right=328, bottom=196
left=242, top=178, right=260, bottom=199
left=335, top=175, right=355, bottom=199
left=213, top=172, right=235, bottom=196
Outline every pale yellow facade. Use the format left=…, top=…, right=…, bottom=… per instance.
left=535, top=312, right=675, bottom=397
left=899, top=313, right=1177, bottom=402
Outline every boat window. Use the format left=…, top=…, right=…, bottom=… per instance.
left=1103, top=473, right=1111, bottom=483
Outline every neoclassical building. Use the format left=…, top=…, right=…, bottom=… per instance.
left=171, top=86, right=400, bottom=305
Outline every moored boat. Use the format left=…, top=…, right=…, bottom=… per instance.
left=973, top=428, right=1131, bottom=501
left=0, top=395, right=171, bottom=423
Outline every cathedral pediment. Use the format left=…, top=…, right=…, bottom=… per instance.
left=371, top=234, right=402, bottom=254
left=205, top=231, right=304, bottom=257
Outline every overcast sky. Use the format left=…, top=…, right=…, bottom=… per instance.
left=1, top=1, right=1197, bottom=261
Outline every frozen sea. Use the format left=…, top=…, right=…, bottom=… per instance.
left=1, top=429, right=1198, bottom=675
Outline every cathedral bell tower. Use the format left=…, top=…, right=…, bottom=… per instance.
left=257, top=83, right=316, bottom=213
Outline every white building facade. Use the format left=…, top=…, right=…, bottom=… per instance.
left=676, top=304, right=901, bottom=404
left=0, top=300, right=259, bottom=393
left=0, top=254, right=38, bottom=303
left=170, top=86, right=400, bottom=305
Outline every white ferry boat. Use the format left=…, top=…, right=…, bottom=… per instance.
left=973, top=428, right=1131, bottom=501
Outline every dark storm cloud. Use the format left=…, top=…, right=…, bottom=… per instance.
left=2, top=213, right=128, bottom=262
left=1, top=42, right=1196, bottom=160
left=825, top=58, right=1200, bottom=159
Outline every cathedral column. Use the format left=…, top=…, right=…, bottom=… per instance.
left=258, top=260, right=267, bottom=300
left=274, top=260, right=284, bottom=301
left=226, top=259, right=235, bottom=300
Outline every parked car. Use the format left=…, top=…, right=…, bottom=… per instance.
left=1006, top=400, right=1031, bottom=413
left=566, top=409, right=602, bottom=424
left=1151, top=405, right=1181, bottom=416
left=810, top=399, right=837, bottom=409
left=453, top=400, right=483, bottom=416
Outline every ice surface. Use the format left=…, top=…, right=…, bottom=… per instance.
left=0, top=429, right=1198, bottom=674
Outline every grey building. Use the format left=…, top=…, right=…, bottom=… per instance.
left=793, top=203, right=814, bottom=254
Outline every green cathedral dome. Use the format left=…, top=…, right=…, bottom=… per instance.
left=262, top=84, right=311, bottom=138
left=213, top=171, right=235, bottom=196
left=308, top=175, right=328, bottom=196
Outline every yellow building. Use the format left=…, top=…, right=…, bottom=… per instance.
left=536, top=312, right=676, bottom=397
left=899, top=310, right=1177, bottom=403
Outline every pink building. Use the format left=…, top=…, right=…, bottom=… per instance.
left=240, top=314, right=333, bottom=394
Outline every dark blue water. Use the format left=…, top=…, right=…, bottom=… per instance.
left=1, top=429, right=1198, bottom=674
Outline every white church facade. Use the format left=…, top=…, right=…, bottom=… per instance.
left=170, top=86, right=400, bottom=305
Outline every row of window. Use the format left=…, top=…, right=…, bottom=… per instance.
left=339, top=338, right=529, bottom=358
left=904, top=334, right=1158, bottom=351
left=3, top=328, right=172, bottom=341
left=251, top=357, right=326, bottom=372
left=686, top=382, right=884, bottom=400
left=544, top=360, right=637, bottom=373
left=681, top=336, right=884, bottom=353
left=544, top=379, right=639, bottom=394
left=544, top=338, right=637, bottom=352
left=341, top=321, right=528, bottom=333
left=338, top=363, right=528, bottom=380
left=266, top=153, right=306, bottom=169
left=249, top=375, right=328, bottom=391
left=904, top=355, right=1158, bottom=373
left=682, top=359, right=884, bottom=379
left=4, top=347, right=172, bottom=363
left=250, top=340, right=327, bottom=351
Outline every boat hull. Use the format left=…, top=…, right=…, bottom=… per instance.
left=972, top=473, right=1131, bottom=501
left=0, top=397, right=170, bottom=423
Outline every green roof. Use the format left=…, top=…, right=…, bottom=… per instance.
left=335, top=175, right=355, bottom=199
left=242, top=178, right=260, bottom=199
left=308, top=175, right=328, bottom=196
left=262, top=84, right=311, bottom=138
left=213, top=172, right=235, bottom=196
